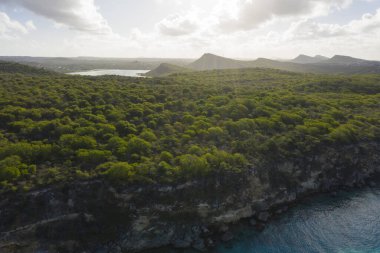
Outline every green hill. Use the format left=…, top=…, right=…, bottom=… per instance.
left=145, top=63, right=192, bottom=77
left=188, top=53, right=247, bottom=70
left=0, top=61, right=56, bottom=75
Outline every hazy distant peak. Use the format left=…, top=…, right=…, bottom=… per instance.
left=314, top=55, right=329, bottom=61
left=255, top=57, right=276, bottom=63
left=189, top=53, right=245, bottom=70
left=202, top=53, right=216, bottom=57
left=291, top=54, right=325, bottom=64
left=328, top=55, right=368, bottom=65
left=331, top=55, right=357, bottom=60
left=198, top=53, right=230, bottom=60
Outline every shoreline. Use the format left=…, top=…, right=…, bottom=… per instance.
left=1, top=142, right=380, bottom=253
left=143, top=175, right=380, bottom=253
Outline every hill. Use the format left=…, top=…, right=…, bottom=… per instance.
left=145, top=63, right=192, bottom=77
left=188, top=53, right=248, bottom=70
left=0, top=61, right=56, bottom=75
left=0, top=56, right=193, bottom=73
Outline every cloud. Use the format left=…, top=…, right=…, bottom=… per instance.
left=218, top=0, right=353, bottom=31
left=286, top=8, right=380, bottom=40
left=156, top=12, right=200, bottom=36
left=348, top=8, right=380, bottom=32
left=147, top=3, right=380, bottom=59
left=0, top=11, right=34, bottom=38
left=25, top=20, right=36, bottom=30
left=286, top=20, right=347, bottom=40
left=12, top=0, right=112, bottom=34
left=0, top=0, right=379, bottom=60
left=154, top=0, right=354, bottom=37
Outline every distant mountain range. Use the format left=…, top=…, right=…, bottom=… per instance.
left=146, top=53, right=380, bottom=77
left=1, top=53, right=380, bottom=77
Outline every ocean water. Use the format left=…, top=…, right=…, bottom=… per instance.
left=217, top=187, right=380, bottom=253
left=148, top=187, right=380, bottom=253
left=68, top=69, right=150, bottom=77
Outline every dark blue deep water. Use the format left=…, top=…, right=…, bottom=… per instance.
left=150, top=187, right=380, bottom=253
left=217, top=187, right=380, bottom=253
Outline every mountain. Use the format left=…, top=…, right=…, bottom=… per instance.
left=186, top=54, right=307, bottom=72
left=314, top=55, right=329, bottom=61
left=253, top=58, right=298, bottom=69
left=188, top=53, right=248, bottom=70
left=322, top=55, right=380, bottom=66
left=145, top=63, right=192, bottom=77
left=291, top=54, right=329, bottom=64
left=186, top=53, right=380, bottom=74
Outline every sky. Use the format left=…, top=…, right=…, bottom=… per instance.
left=0, top=0, right=379, bottom=59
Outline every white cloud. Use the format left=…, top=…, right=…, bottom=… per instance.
left=0, top=11, right=34, bottom=38
left=286, top=20, right=347, bottom=40
left=143, top=3, right=380, bottom=59
left=154, top=0, right=355, bottom=37
left=156, top=10, right=201, bottom=36
left=13, top=0, right=112, bottom=34
left=25, top=20, right=36, bottom=30
left=286, top=8, right=380, bottom=40
left=348, top=8, right=380, bottom=32
left=217, top=0, right=353, bottom=31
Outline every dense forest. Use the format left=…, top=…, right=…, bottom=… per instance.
left=0, top=66, right=379, bottom=193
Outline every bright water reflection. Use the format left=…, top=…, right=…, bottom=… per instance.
left=68, top=69, right=149, bottom=77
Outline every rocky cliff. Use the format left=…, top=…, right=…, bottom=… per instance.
left=1, top=142, right=380, bottom=253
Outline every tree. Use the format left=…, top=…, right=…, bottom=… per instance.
left=177, top=154, right=210, bottom=178
left=76, top=149, right=112, bottom=169
left=126, top=137, right=152, bottom=156
left=98, top=162, right=135, bottom=182
left=160, top=151, right=174, bottom=163
left=140, top=129, right=157, bottom=142
left=59, top=134, right=97, bottom=150
left=0, top=155, right=30, bottom=181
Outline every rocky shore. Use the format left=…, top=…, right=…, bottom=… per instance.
left=1, top=142, right=379, bottom=253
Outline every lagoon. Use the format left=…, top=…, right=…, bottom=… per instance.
left=68, top=69, right=150, bottom=77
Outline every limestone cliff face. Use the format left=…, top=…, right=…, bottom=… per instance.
left=1, top=142, right=379, bottom=253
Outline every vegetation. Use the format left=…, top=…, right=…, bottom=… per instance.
left=0, top=61, right=55, bottom=76
left=0, top=66, right=379, bottom=192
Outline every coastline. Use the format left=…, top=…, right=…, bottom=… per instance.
left=1, top=142, right=380, bottom=253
